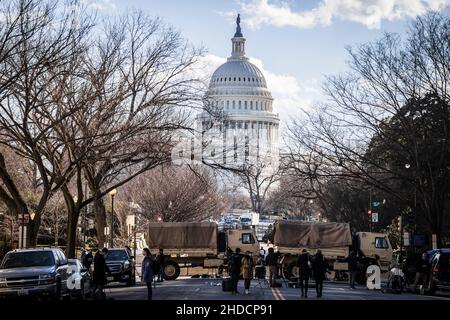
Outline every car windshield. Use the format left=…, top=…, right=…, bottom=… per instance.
left=1, top=251, right=55, bottom=269
left=106, top=250, right=128, bottom=261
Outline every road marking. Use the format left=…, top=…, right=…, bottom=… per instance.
left=271, top=287, right=285, bottom=300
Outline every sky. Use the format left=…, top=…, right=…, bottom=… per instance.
left=82, top=0, right=450, bottom=125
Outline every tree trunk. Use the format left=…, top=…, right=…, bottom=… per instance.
left=66, top=207, right=81, bottom=258
left=94, top=196, right=107, bottom=248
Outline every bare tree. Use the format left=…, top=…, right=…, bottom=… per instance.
left=285, top=13, right=449, bottom=245
left=121, top=165, right=226, bottom=223
left=0, top=0, right=93, bottom=246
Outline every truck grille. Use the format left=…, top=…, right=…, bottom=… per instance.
left=6, top=276, right=40, bottom=288
left=107, top=264, right=122, bottom=274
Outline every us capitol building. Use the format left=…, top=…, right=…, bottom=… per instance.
left=195, top=15, right=280, bottom=171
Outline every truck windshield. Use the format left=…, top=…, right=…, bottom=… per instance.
left=1, top=251, right=55, bottom=269
left=106, top=250, right=128, bottom=261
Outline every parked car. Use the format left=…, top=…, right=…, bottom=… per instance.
left=67, top=259, right=92, bottom=299
left=104, top=248, right=135, bottom=286
left=0, top=248, right=70, bottom=299
left=425, top=248, right=450, bottom=295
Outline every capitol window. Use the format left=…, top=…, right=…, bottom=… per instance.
left=234, top=77, right=236, bottom=81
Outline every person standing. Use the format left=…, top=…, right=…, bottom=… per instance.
left=157, top=248, right=165, bottom=282
left=229, top=248, right=243, bottom=294
left=297, top=249, right=311, bottom=298
left=93, top=248, right=111, bottom=300
left=342, top=251, right=358, bottom=289
left=241, top=251, right=254, bottom=295
left=82, top=249, right=94, bottom=272
left=259, top=246, right=266, bottom=258
left=265, top=247, right=278, bottom=287
left=413, top=252, right=430, bottom=292
left=312, top=250, right=327, bottom=298
left=142, top=248, right=155, bottom=300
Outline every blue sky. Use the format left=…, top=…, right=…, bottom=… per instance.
left=84, top=0, right=450, bottom=123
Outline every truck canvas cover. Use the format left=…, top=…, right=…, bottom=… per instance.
left=147, top=222, right=217, bottom=251
left=274, top=221, right=352, bottom=249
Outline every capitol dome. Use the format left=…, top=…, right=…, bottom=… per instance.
left=196, top=14, right=279, bottom=169
left=210, top=59, right=268, bottom=88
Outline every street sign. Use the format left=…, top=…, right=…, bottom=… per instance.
left=404, top=232, right=410, bottom=246
left=372, top=212, right=378, bottom=223
left=372, top=202, right=380, bottom=207
left=17, top=213, right=30, bottom=224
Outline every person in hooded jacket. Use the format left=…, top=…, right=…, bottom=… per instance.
left=296, top=249, right=311, bottom=298
left=241, top=251, right=254, bottom=295
left=312, top=250, right=327, bottom=298
left=142, top=248, right=156, bottom=300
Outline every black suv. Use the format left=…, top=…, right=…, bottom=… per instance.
left=104, top=248, right=135, bottom=286
left=425, top=249, right=450, bottom=295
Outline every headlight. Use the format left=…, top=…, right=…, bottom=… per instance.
left=39, top=274, right=55, bottom=283
left=123, top=261, right=130, bottom=269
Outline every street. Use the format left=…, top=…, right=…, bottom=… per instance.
left=105, top=277, right=450, bottom=301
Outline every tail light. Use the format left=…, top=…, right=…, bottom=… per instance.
left=433, top=266, right=439, bottom=273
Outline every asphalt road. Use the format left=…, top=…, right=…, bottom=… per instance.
left=105, top=277, right=450, bottom=301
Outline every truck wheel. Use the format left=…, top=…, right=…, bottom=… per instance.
left=283, top=262, right=299, bottom=280
left=163, top=261, right=180, bottom=280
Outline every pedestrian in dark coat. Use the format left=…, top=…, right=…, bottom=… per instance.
left=413, top=252, right=430, bottom=292
left=296, top=249, right=311, bottom=298
left=157, top=248, right=165, bottom=282
left=142, top=248, right=155, bottom=300
left=312, top=250, right=327, bottom=298
left=93, top=248, right=111, bottom=300
left=342, top=251, right=359, bottom=289
left=265, top=247, right=278, bottom=287
left=229, top=248, right=243, bottom=294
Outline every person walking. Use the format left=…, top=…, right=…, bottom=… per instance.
left=157, top=248, right=165, bottom=282
left=297, top=249, right=311, bottom=298
left=312, top=250, right=327, bottom=298
left=265, top=247, right=278, bottom=287
left=229, top=248, right=243, bottom=294
left=93, top=248, right=111, bottom=300
left=241, top=251, right=254, bottom=295
left=413, top=252, right=430, bottom=293
left=142, top=248, right=156, bottom=300
left=342, top=251, right=358, bottom=289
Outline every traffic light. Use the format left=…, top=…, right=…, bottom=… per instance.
left=397, top=215, right=402, bottom=231
left=368, top=210, right=372, bottom=220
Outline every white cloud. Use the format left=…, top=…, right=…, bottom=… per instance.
left=81, top=0, right=117, bottom=12
left=194, top=54, right=323, bottom=124
left=238, top=0, right=450, bottom=29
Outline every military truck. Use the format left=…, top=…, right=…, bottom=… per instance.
left=271, top=221, right=393, bottom=283
left=146, top=222, right=260, bottom=280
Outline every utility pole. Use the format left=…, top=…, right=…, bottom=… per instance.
left=369, top=188, right=372, bottom=232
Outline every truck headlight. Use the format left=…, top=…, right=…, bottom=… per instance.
left=39, top=274, right=55, bottom=284
left=123, top=261, right=130, bottom=269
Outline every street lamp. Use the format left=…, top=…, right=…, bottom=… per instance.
left=109, top=189, right=117, bottom=248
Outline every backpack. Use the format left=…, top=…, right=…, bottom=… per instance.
left=228, top=256, right=236, bottom=273
left=152, top=258, right=160, bottom=275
